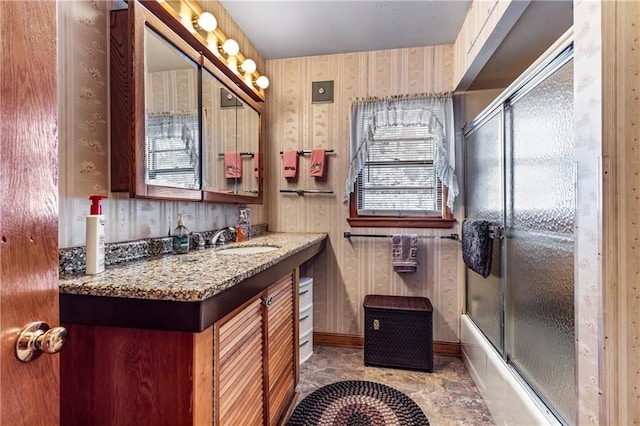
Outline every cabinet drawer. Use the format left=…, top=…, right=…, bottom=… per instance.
left=299, top=277, right=313, bottom=310
left=299, top=305, right=313, bottom=337
left=299, top=328, right=313, bottom=365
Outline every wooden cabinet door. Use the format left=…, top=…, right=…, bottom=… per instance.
left=215, top=297, right=265, bottom=425
left=264, top=273, right=296, bottom=425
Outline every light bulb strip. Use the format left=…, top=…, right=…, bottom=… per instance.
left=161, top=0, right=268, bottom=96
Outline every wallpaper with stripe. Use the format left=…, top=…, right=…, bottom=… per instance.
left=264, top=46, right=463, bottom=342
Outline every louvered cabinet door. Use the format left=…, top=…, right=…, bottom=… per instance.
left=214, top=297, right=264, bottom=426
left=264, top=273, right=296, bottom=425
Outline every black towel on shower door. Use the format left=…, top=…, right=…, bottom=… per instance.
left=461, top=219, right=494, bottom=278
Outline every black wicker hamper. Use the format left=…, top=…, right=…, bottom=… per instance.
left=363, top=295, right=433, bottom=372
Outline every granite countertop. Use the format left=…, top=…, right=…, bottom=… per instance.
left=59, top=232, right=327, bottom=303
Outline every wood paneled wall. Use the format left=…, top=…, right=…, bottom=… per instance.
left=600, top=1, right=640, bottom=424
left=264, top=46, right=463, bottom=342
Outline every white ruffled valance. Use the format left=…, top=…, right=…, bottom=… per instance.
left=346, top=93, right=459, bottom=209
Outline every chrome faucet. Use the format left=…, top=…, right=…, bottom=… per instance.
left=210, top=227, right=235, bottom=247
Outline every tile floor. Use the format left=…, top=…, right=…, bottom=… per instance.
left=296, top=345, right=494, bottom=426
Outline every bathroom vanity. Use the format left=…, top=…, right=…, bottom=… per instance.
left=58, top=232, right=326, bottom=426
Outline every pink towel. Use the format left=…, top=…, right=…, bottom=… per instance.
left=224, top=152, right=242, bottom=178
left=254, top=152, right=260, bottom=177
left=310, top=149, right=326, bottom=177
left=283, top=150, right=298, bottom=178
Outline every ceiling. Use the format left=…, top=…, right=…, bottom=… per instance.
left=218, top=0, right=472, bottom=60
left=218, top=0, right=573, bottom=90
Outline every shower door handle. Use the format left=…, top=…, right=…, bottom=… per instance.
left=489, top=225, right=504, bottom=240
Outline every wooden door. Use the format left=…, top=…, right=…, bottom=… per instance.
left=264, top=273, right=296, bottom=425
left=0, top=1, right=60, bottom=425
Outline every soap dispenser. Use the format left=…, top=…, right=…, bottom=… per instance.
left=235, top=207, right=251, bottom=242
left=86, top=195, right=107, bottom=275
left=173, top=213, right=190, bottom=254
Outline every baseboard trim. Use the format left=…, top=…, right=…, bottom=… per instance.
left=313, top=332, right=461, bottom=358
left=314, top=332, right=364, bottom=348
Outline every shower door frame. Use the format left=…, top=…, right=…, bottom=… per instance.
left=462, top=34, right=575, bottom=425
left=463, top=104, right=507, bottom=355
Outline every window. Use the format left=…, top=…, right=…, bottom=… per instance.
left=346, top=95, right=457, bottom=228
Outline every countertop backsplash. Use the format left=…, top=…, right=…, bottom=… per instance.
left=59, top=223, right=269, bottom=275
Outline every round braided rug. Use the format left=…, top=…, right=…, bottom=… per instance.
left=287, top=380, right=429, bottom=426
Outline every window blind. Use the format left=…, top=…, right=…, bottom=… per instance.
left=356, top=123, right=440, bottom=215
left=146, top=113, right=200, bottom=189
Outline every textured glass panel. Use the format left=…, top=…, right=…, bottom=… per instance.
left=505, top=59, right=575, bottom=425
left=464, top=110, right=503, bottom=353
left=508, top=62, right=575, bottom=234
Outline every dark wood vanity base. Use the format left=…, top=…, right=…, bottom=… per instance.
left=60, top=235, right=325, bottom=426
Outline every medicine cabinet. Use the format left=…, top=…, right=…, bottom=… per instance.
left=110, top=0, right=263, bottom=204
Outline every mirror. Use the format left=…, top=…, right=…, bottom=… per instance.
left=144, top=26, right=200, bottom=190
left=110, top=1, right=263, bottom=203
left=201, top=57, right=263, bottom=202
left=236, top=94, right=260, bottom=197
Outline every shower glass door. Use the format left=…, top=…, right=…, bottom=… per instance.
left=505, top=55, right=575, bottom=425
left=464, top=45, right=575, bottom=425
left=464, top=109, right=504, bottom=353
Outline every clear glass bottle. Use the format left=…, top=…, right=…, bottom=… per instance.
left=235, top=207, right=251, bottom=242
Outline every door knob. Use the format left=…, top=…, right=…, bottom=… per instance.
left=15, top=321, right=68, bottom=363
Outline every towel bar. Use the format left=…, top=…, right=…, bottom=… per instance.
left=344, top=232, right=458, bottom=240
left=280, top=189, right=334, bottom=195
left=217, top=152, right=255, bottom=157
left=278, top=149, right=335, bottom=156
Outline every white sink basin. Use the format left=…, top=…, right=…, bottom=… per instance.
left=216, top=245, right=279, bottom=255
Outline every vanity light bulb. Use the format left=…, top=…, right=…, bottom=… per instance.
left=255, top=75, right=270, bottom=89
left=241, top=59, right=257, bottom=74
left=197, top=12, right=217, bottom=32
left=222, top=39, right=240, bottom=56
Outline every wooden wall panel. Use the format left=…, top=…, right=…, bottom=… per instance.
left=600, top=1, right=640, bottom=424
left=265, top=46, right=461, bottom=342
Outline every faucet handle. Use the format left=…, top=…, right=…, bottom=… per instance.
left=192, top=232, right=205, bottom=250
left=219, top=228, right=237, bottom=245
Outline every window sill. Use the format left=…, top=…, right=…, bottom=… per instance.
left=346, top=216, right=456, bottom=229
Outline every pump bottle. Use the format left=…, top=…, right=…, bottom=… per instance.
left=235, top=207, right=251, bottom=242
left=173, top=213, right=190, bottom=254
left=86, top=195, right=107, bottom=275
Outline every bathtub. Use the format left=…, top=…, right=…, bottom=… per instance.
left=461, top=314, right=563, bottom=425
